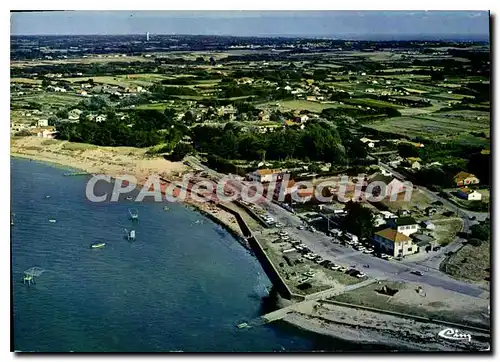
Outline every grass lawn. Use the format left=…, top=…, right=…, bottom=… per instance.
left=441, top=241, right=490, bottom=282
left=134, top=103, right=172, bottom=111
left=433, top=219, right=463, bottom=245
left=11, top=77, right=42, bottom=85
left=379, top=188, right=433, bottom=215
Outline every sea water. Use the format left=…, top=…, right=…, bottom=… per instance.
left=11, top=158, right=383, bottom=352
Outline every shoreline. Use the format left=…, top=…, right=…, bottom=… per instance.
left=11, top=143, right=490, bottom=352
left=11, top=150, right=245, bottom=238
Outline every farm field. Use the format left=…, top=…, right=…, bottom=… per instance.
left=367, top=110, right=490, bottom=139
left=343, top=97, right=405, bottom=109
left=11, top=77, right=42, bottom=85
left=12, top=93, right=82, bottom=108
left=258, top=100, right=338, bottom=112
left=62, top=74, right=171, bottom=87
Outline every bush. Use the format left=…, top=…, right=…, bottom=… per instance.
left=468, top=238, right=483, bottom=247
left=15, top=129, right=32, bottom=137
left=470, top=224, right=490, bottom=241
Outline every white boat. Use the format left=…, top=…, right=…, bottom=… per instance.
left=91, top=242, right=106, bottom=249
left=49, top=219, right=56, bottom=223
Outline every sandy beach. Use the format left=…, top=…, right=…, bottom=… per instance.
left=11, top=137, right=245, bottom=237
left=283, top=302, right=490, bottom=351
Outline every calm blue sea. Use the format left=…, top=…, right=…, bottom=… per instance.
left=11, top=157, right=382, bottom=352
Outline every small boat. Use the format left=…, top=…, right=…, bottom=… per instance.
left=237, top=322, right=250, bottom=329
left=126, top=196, right=133, bottom=201
left=91, top=242, right=106, bottom=249
left=49, top=219, right=56, bottom=223
left=45, top=195, right=51, bottom=199
left=164, top=206, right=169, bottom=211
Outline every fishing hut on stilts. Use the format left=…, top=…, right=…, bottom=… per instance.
left=128, top=208, right=139, bottom=221
left=124, top=229, right=136, bottom=241
left=23, top=267, right=45, bottom=285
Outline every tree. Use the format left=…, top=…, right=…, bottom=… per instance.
left=182, top=111, right=194, bottom=125
left=48, top=115, right=58, bottom=126
left=398, top=143, right=419, bottom=158
left=163, top=108, right=177, bottom=123
left=343, top=202, right=375, bottom=239
left=41, top=78, right=51, bottom=88
left=468, top=152, right=490, bottom=186
left=470, top=224, right=490, bottom=241
left=56, top=108, right=69, bottom=119
left=468, top=238, right=482, bottom=247
left=431, top=72, right=445, bottom=81
left=170, top=142, right=194, bottom=161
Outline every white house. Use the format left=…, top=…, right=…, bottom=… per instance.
left=37, top=119, right=49, bottom=127
left=387, top=216, right=419, bottom=236
left=300, top=115, right=310, bottom=123
left=246, top=169, right=282, bottom=183
left=95, top=114, right=107, bottom=123
left=457, top=188, right=482, bottom=201
left=373, top=228, right=418, bottom=257
left=68, top=109, right=83, bottom=120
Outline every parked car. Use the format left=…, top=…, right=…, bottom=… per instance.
left=303, top=271, right=315, bottom=278
left=297, top=225, right=305, bottom=230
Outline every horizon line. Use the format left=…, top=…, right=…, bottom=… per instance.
left=10, top=33, right=490, bottom=40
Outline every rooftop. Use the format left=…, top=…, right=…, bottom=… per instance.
left=375, top=228, right=410, bottom=243
left=390, top=216, right=418, bottom=226
left=454, top=171, right=477, bottom=182
left=253, top=168, right=280, bottom=176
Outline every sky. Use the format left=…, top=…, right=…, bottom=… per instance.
left=10, top=11, right=490, bottom=39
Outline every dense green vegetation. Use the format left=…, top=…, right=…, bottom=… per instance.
left=191, top=121, right=347, bottom=164
left=56, top=109, right=186, bottom=149
left=343, top=202, right=375, bottom=239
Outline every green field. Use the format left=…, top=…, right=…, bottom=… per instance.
left=13, top=93, right=82, bottom=108
left=367, top=110, right=490, bottom=139
left=11, top=77, right=42, bottom=85
left=259, top=100, right=338, bottom=112
left=343, top=97, right=405, bottom=109
left=63, top=74, right=171, bottom=88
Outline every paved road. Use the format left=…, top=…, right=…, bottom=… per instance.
left=377, top=161, right=488, bottom=223
left=185, top=156, right=488, bottom=298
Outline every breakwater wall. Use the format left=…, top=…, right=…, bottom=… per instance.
left=216, top=202, right=302, bottom=302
